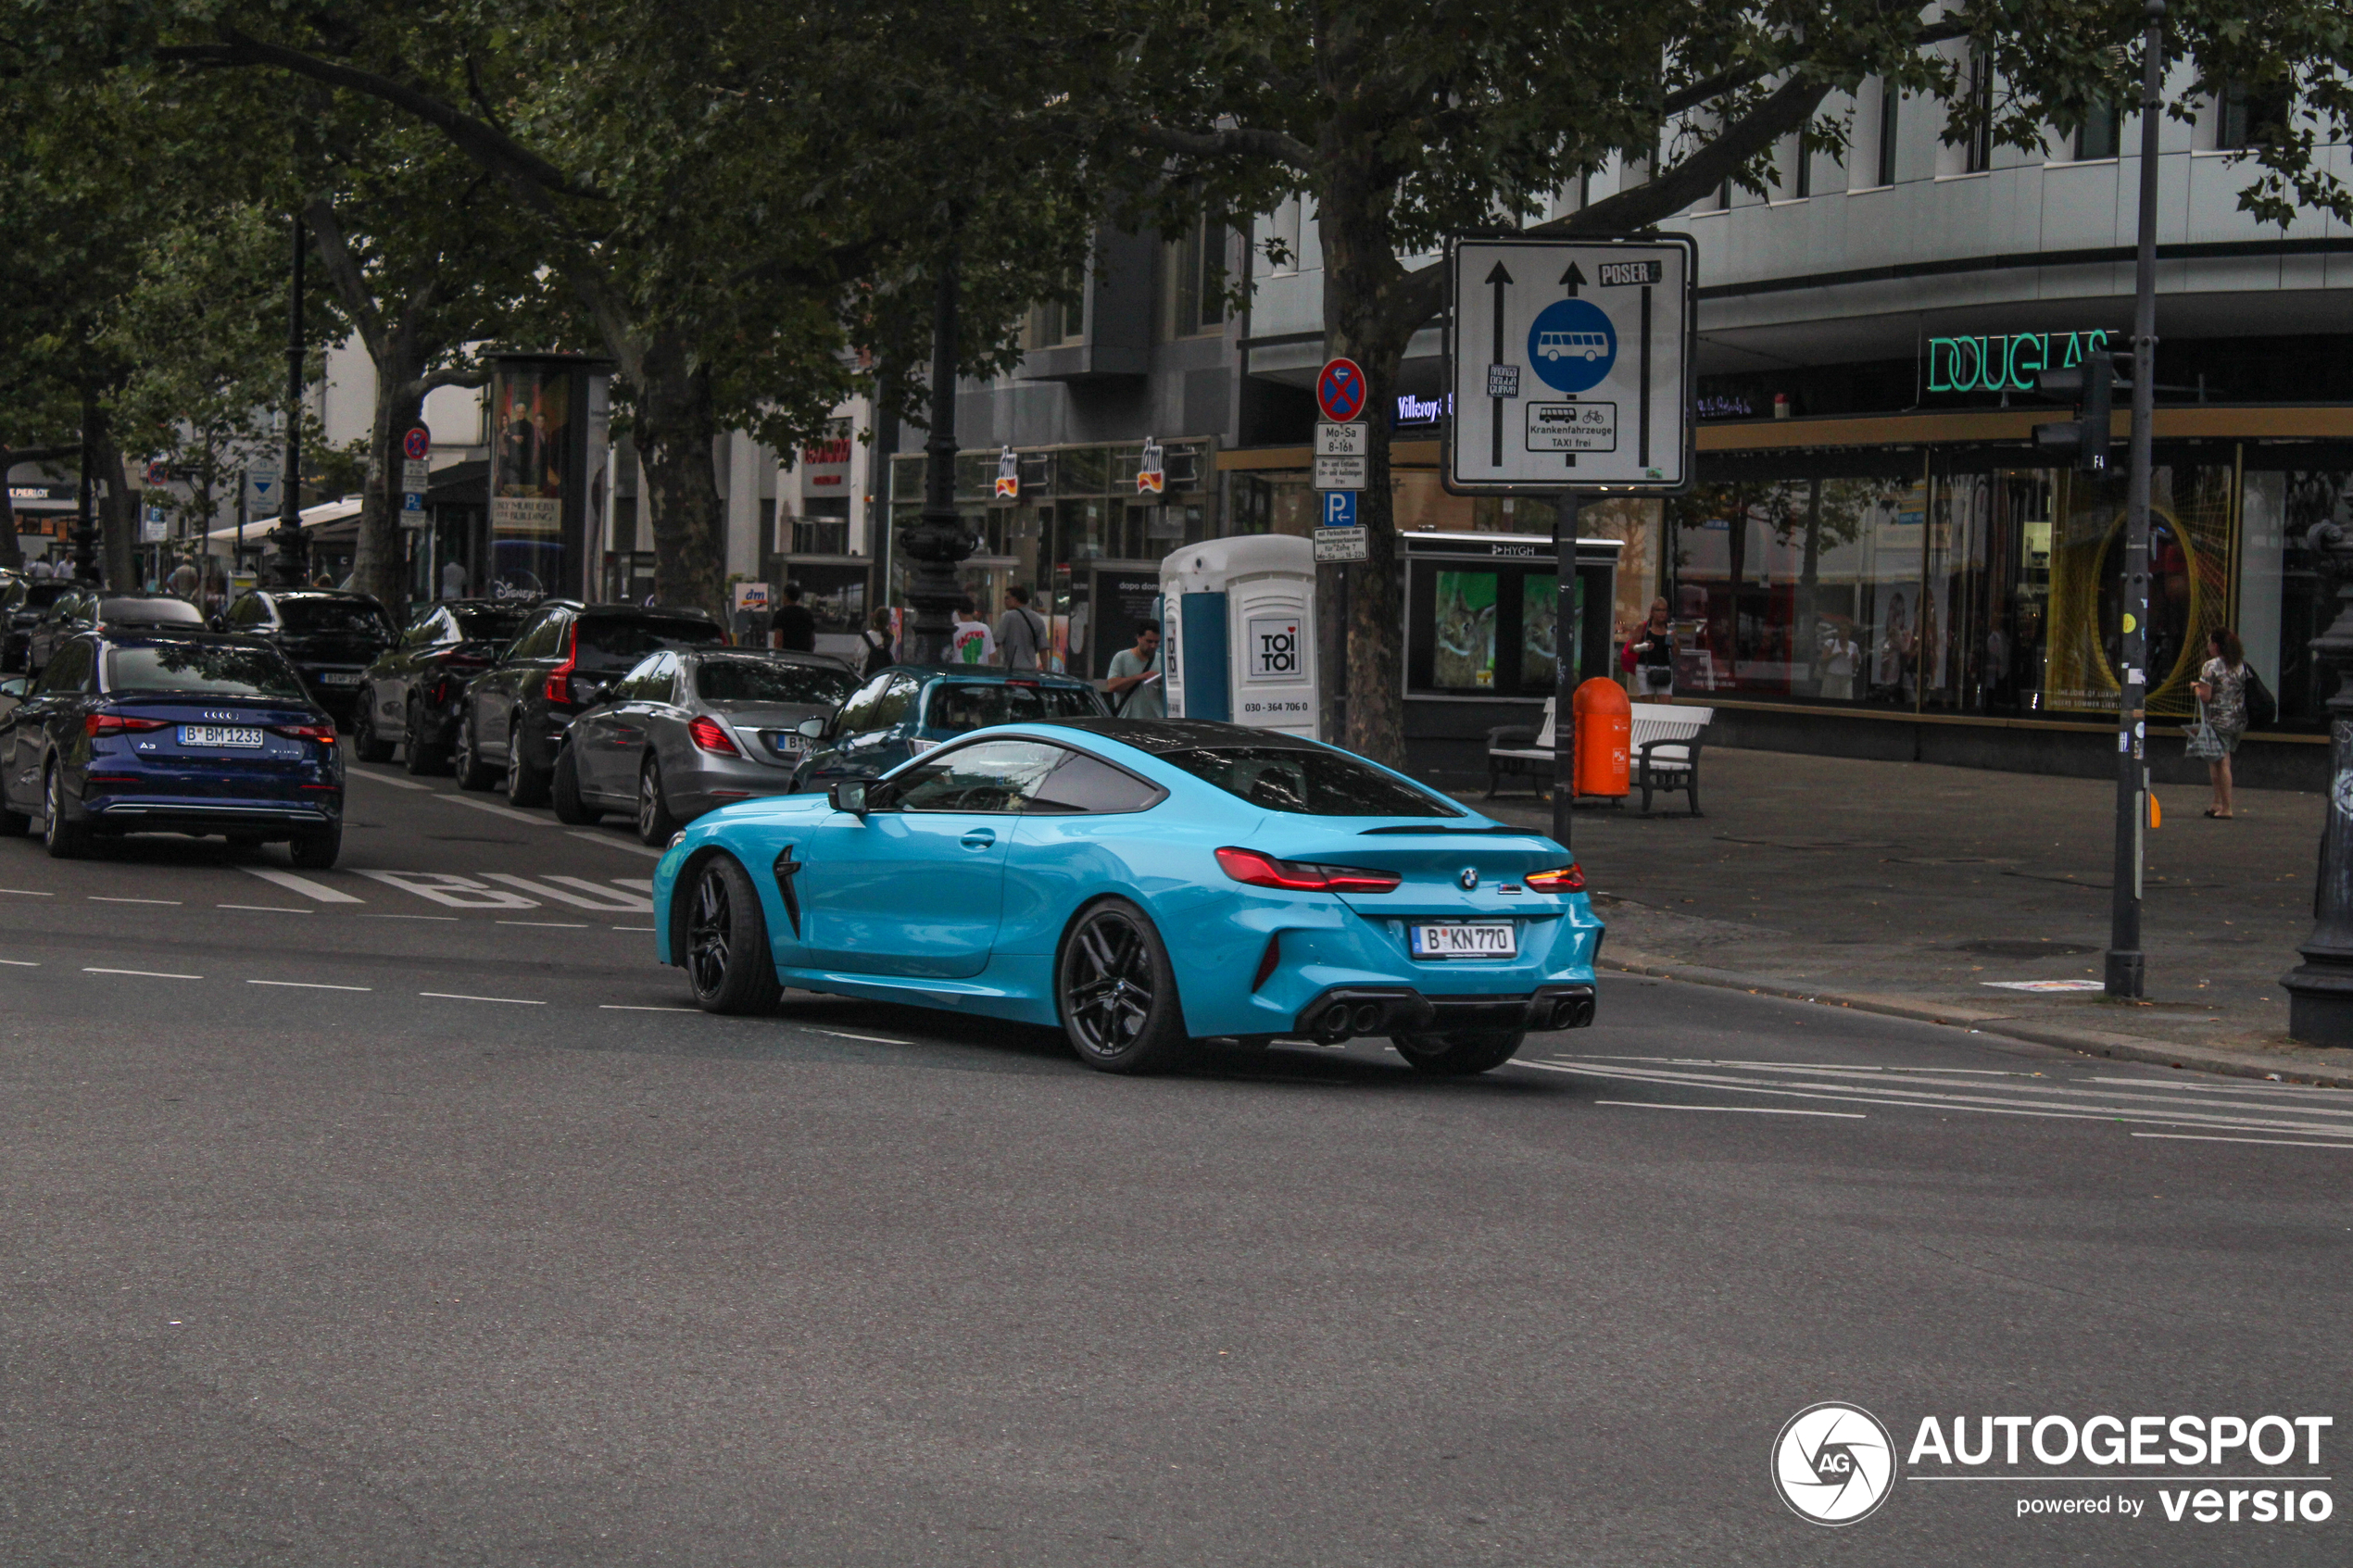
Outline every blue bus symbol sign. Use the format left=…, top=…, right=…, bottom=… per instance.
left=1528, top=298, right=1617, bottom=394
left=1321, top=491, right=1357, bottom=528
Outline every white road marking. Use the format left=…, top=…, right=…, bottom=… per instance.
left=216, top=904, right=310, bottom=914
left=799, top=1027, right=915, bottom=1046
left=0, top=887, right=55, bottom=896
left=243, top=868, right=362, bottom=903
left=611, top=878, right=654, bottom=892
left=89, top=896, right=180, bottom=905
left=599, top=1004, right=698, bottom=1012
left=83, top=967, right=202, bottom=981
left=482, top=872, right=652, bottom=911
left=447, top=796, right=557, bottom=826
left=360, top=912, right=457, bottom=922
left=246, top=979, right=371, bottom=992
left=1594, top=1099, right=1865, bottom=1119
left=2131, top=1133, right=2353, bottom=1149
left=419, top=992, right=545, bottom=1005
left=571, top=831, right=665, bottom=859
left=496, top=920, right=587, bottom=928
left=345, top=768, right=431, bottom=792
left=2090, top=1075, right=2353, bottom=1097
left=356, top=870, right=537, bottom=909
left=612, top=925, right=654, bottom=932
left=0, top=959, right=39, bottom=967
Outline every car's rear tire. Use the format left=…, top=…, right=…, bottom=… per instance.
left=680, top=855, right=781, bottom=1015
left=1391, top=1028, right=1526, bottom=1076
left=505, top=727, right=550, bottom=808
left=1056, top=897, right=1190, bottom=1074
left=637, top=758, right=680, bottom=846
left=42, top=763, right=87, bottom=859
left=351, top=693, right=396, bottom=762
left=452, top=709, right=496, bottom=791
left=550, top=746, right=599, bottom=824
left=403, top=698, right=447, bottom=775
left=287, top=824, right=341, bottom=870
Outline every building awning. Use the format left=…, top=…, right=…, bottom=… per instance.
left=203, top=496, right=360, bottom=544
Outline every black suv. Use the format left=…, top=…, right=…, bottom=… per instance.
left=215, top=590, right=399, bottom=723
left=24, top=590, right=208, bottom=675
left=453, top=601, right=727, bottom=806
left=3, top=578, right=79, bottom=672
left=350, top=599, right=535, bottom=771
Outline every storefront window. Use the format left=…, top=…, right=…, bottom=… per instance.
left=2245, top=470, right=2350, bottom=727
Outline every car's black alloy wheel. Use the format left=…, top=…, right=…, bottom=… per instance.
left=1390, top=1028, right=1526, bottom=1076
left=637, top=759, right=679, bottom=846
left=403, top=698, right=447, bottom=775
left=42, top=763, right=87, bottom=859
left=452, top=709, right=495, bottom=791
left=505, top=728, right=549, bottom=808
left=351, top=693, right=396, bottom=763
left=1057, top=897, right=1189, bottom=1073
left=550, top=746, right=599, bottom=824
left=681, top=855, right=781, bottom=1014
left=287, top=823, right=341, bottom=870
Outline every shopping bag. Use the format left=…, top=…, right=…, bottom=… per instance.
left=2183, top=701, right=2226, bottom=762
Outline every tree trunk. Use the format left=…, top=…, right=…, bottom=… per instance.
left=0, top=445, right=22, bottom=572
left=634, top=329, right=729, bottom=625
left=350, top=334, right=429, bottom=618
left=1316, top=159, right=1415, bottom=768
left=90, top=416, right=139, bottom=590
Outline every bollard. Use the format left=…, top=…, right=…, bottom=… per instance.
left=1573, top=677, right=1630, bottom=799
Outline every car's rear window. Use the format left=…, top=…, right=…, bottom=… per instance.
left=107, top=644, right=307, bottom=699
left=22, top=583, right=74, bottom=609
left=279, top=600, right=393, bottom=637
left=452, top=607, right=528, bottom=640
left=695, top=659, right=856, bottom=707
left=924, top=682, right=1105, bottom=734
left=100, top=597, right=205, bottom=625
left=1150, top=745, right=1464, bottom=818
left=576, top=616, right=726, bottom=671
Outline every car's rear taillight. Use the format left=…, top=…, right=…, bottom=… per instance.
left=544, top=624, right=579, bottom=705
left=269, top=723, right=340, bottom=745
left=1214, top=847, right=1402, bottom=894
left=687, top=716, right=739, bottom=757
left=1524, top=864, right=1585, bottom=893
left=85, top=714, right=168, bottom=737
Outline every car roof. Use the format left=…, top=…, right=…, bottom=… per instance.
left=1034, top=717, right=1324, bottom=752
left=573, top=602, right=717, bottom=621
left=256, top=588, right=383, bottom=602
left=91, top=629, right=277, bottom=650
left=881, top=663, right=1096, bottom=687
left=689, top=647, right=852, bottom=666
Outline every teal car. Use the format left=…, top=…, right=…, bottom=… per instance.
left=653, top=718, right=1600, bottom=1075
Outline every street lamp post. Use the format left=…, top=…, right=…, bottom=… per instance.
left=2283, top=521, right=2353, bottom=1043
left=897, top=238, right=970, bottom=666
left=2104, top=0, right=2167, bottom=1000
left=264, top=216, right=309, bottom=589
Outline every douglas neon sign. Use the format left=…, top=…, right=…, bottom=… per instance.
left=1928, top=329, right=2114, bottom=394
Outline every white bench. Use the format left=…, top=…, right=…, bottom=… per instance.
left=1484, top=698, right=1560, bottom=797
left=1630, top=702, right=1712, bottom=816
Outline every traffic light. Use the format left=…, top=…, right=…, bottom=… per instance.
left=2033, top=351, right=2125, bottom=474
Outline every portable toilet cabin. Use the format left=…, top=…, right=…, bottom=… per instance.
left=1159, top=534, right=1319, bottom=740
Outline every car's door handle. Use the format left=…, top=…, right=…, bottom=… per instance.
left=960, top=828, right=996, bottom=850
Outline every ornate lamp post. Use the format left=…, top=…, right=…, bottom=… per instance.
left=2283, top=519, right=2353, bottom=1044
left=264, top=216, right=309, bottom=588
left=895, top=238, right=970, bottom=666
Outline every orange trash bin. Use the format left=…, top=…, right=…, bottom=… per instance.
left=1573, top=677, right=1631, bottom=798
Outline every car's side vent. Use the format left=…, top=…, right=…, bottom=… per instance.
left=771, top=844, right=802, bottom=936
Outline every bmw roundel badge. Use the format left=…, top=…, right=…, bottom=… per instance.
left=1458, top=866, right=1479, bottom=891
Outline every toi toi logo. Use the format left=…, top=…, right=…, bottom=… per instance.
left=1773, top=1403, right=1897, bottom=1525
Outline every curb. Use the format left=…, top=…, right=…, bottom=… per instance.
left=1600, top=950, right=2353, bottom=1090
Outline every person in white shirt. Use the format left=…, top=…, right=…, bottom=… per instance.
left=950, top=600, right=996, bottom=665
left=1818, top=625, right=1860, bottom=700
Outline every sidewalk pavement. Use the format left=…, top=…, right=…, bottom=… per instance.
left=1443, top=746, right=2353, bottom=1088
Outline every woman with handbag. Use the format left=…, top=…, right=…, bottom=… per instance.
left=2189, top=627, right=2249, bottom=819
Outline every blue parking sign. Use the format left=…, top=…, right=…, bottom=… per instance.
left=1321, top=490, right=1356, bottom=528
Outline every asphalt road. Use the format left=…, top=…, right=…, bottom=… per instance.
left=0, top=759, right=2346, bottom=1566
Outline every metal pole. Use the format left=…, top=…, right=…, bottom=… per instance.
left=1553, top=490, right=1580, bottom=848
left=2106, top=0, right=2164, bottom=1000
left=70, top=409, right=99, bottom=584
left=898, top=238, right=969, bottom=666
left=869, top=366, right=896, bottom=635
left=267, top=216, right=308, bottom=588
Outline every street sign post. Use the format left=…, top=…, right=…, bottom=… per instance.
left=1442, top=233, right=1695, bottom=493
left=244, top=466, right=280, bottom=516
left=1314, top=422, right=1368, bottom=458
left=1312, top=454, right=1366, bottom=491
left=1313, top=527, right=1367, bottom=563
left=1315, top=358, right=1366, bottom=424
left=401, top=426, right=432, bottom=462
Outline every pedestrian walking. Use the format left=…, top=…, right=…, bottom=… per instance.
left=1621, top=597, right=1676, bottom=698
left=1106, top=623, right=1164, bottom=718
left=995, top=584, right=1050, bottom=671
left=772, top=583, right=816, bottom=652
left=26, top=556, right=53, bottom=581
left=950, top=599, right=996, bottom=665
left=440, top=558, right=467, bottom=599
left=167, top=558, right=199, bottom=601
left=1818, top=623, right=1860, bottom=700
left=858, top=608, right=895, bottom=678
left=2191, top=626, right=2250, bottom=819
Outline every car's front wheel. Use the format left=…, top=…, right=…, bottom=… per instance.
left=550, top=746, right=599, bottom=824
left=351, top=692, right=396, bottom=763
left=1391, top=1028, right=1526, bottom=1076
left=637, top=758, right=680, bottom=846
left=1056, top=897, right=1189, bottom=1073
left=42, top=763, right=88, bottom=859
left=505, top=726, right=550, bottom=808
left=403, top=697, right=447, bottom=775
left=680, top=855, right=781, bottom=1014
left=452, top=708, right=496, bottom=791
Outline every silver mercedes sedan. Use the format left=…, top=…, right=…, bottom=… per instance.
left=551, top=648, right=859, bottom=843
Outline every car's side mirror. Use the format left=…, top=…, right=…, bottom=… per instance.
left=828, top=780, right=869, bottom=817
left=797, top=716, right=827, bottom=740
left=207, top=614, right=226, bottom=632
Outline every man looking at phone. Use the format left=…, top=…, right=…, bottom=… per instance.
left=1106, top=623, right=1164, bottom=718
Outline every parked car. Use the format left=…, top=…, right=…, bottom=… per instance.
left=787, top=665, right=1111, bottom=794
left=453, top=601, right=729, bottom=807
left=553, top=648, right=858, bottom=843
left=0, top=631, right=343, bottom=865
left=5, top=579, right=81, bottom=672
left=213, top=589, right=398, bottom=723
left=652, top=717, right=1600, bottom=1074
left=349, top=598, right=535, bottom=771
left=23, top=590, right=208, bottom=675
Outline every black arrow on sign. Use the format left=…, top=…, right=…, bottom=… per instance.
left=1561, top=261, right=1586, bottom=296
left=1486, top=260, right=1513, bottom=468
